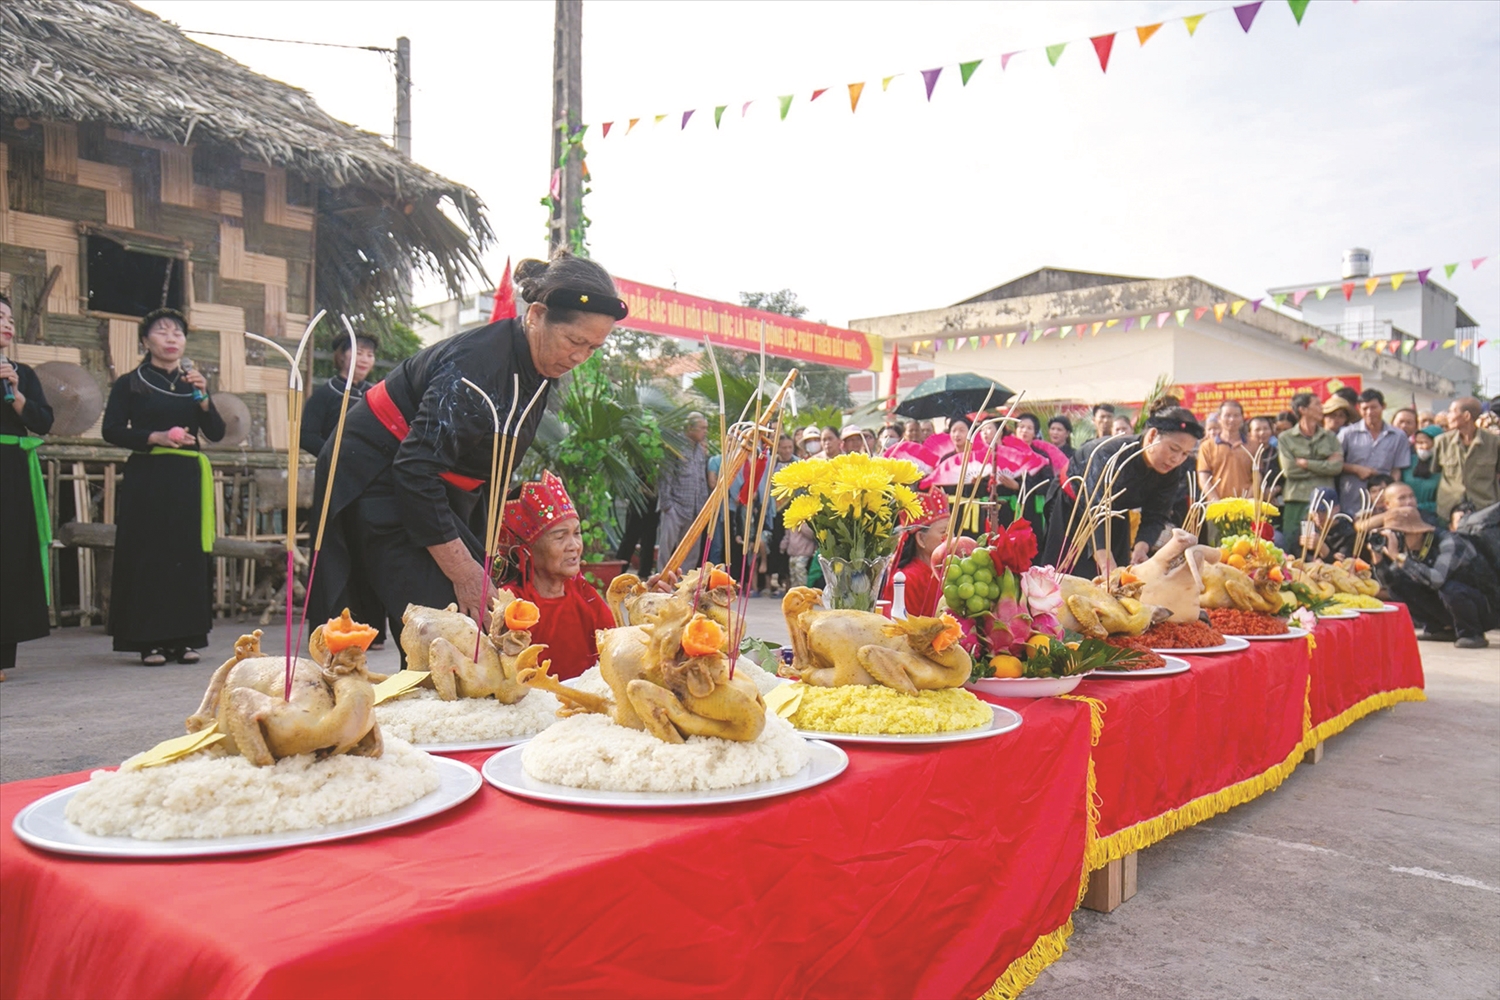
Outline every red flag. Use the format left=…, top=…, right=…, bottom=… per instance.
left=489, top=257, right=515, bottom=321
left=888, top=343, right=901, bottom=411
left=1091, top=33, right=1116, bottom=72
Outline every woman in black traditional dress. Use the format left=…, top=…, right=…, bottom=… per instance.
left=0, top=293, right=55, bottom=677
left=308, top=251, right=629, bottom=642
left=103, top=308, right=225, bottom=665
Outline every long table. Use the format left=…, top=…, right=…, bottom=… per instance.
left=0, top=611, right=1425, bottom=999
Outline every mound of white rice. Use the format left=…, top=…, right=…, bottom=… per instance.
left=374, top=688, right=561, bottom=745
left=570, top=656, right=782, bottom=698
left=63, top=737, right=440, bottom=840
left=521, top=710, right=810, bottom=792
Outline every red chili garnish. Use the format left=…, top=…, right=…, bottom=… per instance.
left=1139, top=621, right=1228, bottom=648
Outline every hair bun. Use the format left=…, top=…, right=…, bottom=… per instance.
left=513, top=258, right=551, bottom=301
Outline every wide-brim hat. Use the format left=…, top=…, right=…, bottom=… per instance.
left=1382, top=506, right=1435, bottom=534
left=799, top=426, right=821, bottom=443
left=840, top=424, right=866, bottom=440
left=1322, top=396, right=1357, bottom=417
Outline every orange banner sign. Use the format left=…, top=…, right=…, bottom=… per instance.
left=1174, top=375, right=1362, bottom=418
left=614, top=278, right=882, bottom=371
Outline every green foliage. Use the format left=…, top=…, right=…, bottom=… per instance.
left=310, top=309, right=427, bottom=379
left=739, top=289, right=809, bottom=318
left=799, top=405, right=846, bottom=435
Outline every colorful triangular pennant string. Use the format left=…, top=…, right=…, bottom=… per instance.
left=1401, top=340, right=1415, bottom=355
left=960, top=60, right=982, bottom=85
left=1123, top=317, right=1137, bottom=332
left=1156, top=312, right=1171, bottom=328
left=1444, top=263, right=1458, bottom=279
left=742, top=101, right=753, bottom=117
left=1252, top=298, right=1264, bottom=311
left=848, top=82, right=865, bottom=112
left=1315, top=286, right=1331, bottom=299
left=1137, top=22, right=1162, bottom=45
left=681, top=110, right=694, bottom=129
left=654, top=114, right=667, bottom=126
left=1417, top=268, right=1431, bottom=284
left=1230, top=300, right=1247, bottom=316
left=1193, top=306, right=1209, bottom=320
left=1001, top=52, right=1020, bottom=70
left=1288, top=0, right=1310, bottom=25
left=921, top=68, right=942, bottom=100
left=1364, top=276, right=1380, bottom=295
left=1091, top=321, right=1104, bottom=336
left=1059, top=327, right=1070, bottom=339
left=1213, top=303, right=1228, bottom=322
left=627, top=118, right=640, bottom=134
left=882, top=75, right=898, bottom=91
left=1290, top=291, right=1306, bottom=307
left=1390, top=273, right=1405, bottom=292
left=980, top=335, right=992, bottom=348
left=1473, top=257, right=1488, bottom=269
left=1341, top=282, right=1355, bottom=300
left=1091, top=34, right=1116, bottom=72
left=1415, top=340, right=1428, bottom=350
left=934, top=339, right=944, bottom=352
left=714, top=106, right=726, bottom=128
left=778, top=95, right=793, bottom=120
left=1020, top=330, right=1031, bottom=345
left=1005, top=332, right=1017, bottom=347
left=1234, top=2, right=1263, bottom=33
left=1106, top=318, right=1120, bottom=328
left=1174, top=309, right=1189, bottom=326
left=1183, top=13, right=1206, bottom=35
left=1045, top=43, right=1067, bottom=66
left=968, top=336, right=980, bottom=349
left=811, top=88, right=828, bottom=102
left=601, top=122, right=613, bottom=138
left=1442, top=339, right=1456, bottom=348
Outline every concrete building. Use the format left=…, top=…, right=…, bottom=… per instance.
left=850, top=267, right=1471, bottom=415
left=1267, top=247, right=1481, bottom=388
left=411, top=290, right=498, bottom=346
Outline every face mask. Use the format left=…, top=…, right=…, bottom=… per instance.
left=1415, top=447, right=1432, bottom=460
left=804, top=441, right=821, bottom=455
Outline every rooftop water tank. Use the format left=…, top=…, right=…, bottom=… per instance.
left=1342, top=247, right=1372, bottom=279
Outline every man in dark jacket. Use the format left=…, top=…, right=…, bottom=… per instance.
left=1371, top=505, right=1498, bottom=649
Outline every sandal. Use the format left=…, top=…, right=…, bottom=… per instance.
left=141, top=649, right=167, bottom=666
left=177, top=649, right=201, bottom=664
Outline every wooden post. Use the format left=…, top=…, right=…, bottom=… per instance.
left=548, top=0, right=583, bottom=254
left=1304, top=740, right=1325, bottom=764
left=1081, top=852, right=1139, bottom=913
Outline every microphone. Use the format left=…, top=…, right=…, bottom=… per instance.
left=1, top=353, right=14, bottom=403
left=181, top=357, right=207, bottom=401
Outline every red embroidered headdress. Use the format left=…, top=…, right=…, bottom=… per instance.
left=502, top=470, right=578, bottom=545
left=903, top=487, right=949, bottom=527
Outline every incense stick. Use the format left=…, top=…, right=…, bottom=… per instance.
left=461, top=375, right=509, bottom=658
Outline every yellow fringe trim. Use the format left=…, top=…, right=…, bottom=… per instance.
left=1059, top=695, right=1106, bottom=904
left=1087, top=740, right=1306, bottom=870
left=1304, top=686, right=1426, bottom=749
left=977, top=919, right=1075, bottom=1000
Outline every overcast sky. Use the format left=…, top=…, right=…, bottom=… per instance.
left=138, top=0, right=1499, bottom=391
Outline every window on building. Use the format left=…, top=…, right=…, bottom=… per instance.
left=85, top=235, right=185, bottom=317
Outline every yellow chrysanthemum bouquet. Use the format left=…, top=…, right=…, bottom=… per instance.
left=772, top=453, right=924, bottom=610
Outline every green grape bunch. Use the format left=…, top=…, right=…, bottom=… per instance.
left=942, top=547, right=1001, bottom=619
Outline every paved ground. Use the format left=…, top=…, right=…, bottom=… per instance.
left=2, top=601, right=1496, bottom=998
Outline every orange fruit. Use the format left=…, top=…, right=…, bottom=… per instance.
left=989, top=654, right=1023, bottom=678
left=1232, top=539, right=1253, bottom=557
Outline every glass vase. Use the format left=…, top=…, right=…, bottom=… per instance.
left=818, top=554, right=892, bottom=613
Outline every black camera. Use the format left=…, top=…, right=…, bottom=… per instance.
left=1367, top=533, right=1387, bottom=550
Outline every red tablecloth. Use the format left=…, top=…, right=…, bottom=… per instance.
left=0, top=701, right=1090, bottom=1000
left=1069, top=638, right=1313, bottom=870
left=1306, top=606, right=1425, bottom=744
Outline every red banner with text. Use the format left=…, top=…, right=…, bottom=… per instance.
left=1174, top=375, right=1362, bottom=418
left=614, top=278, right=882, bottom=372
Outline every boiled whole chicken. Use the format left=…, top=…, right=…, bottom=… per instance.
left=780, top=587, right=971, bottom=694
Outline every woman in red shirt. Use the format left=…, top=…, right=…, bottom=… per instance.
left=497, top=471, right=617, bottom=680
left=880, top=488, right=951, bottom=618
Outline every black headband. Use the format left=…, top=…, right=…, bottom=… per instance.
left=544, top=287, right=628, bottom=321
left=139, top=307, right=187, bottom=340
left=1145, top=414, right=1205, bottom=439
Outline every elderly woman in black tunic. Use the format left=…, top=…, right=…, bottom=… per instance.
left=308, top=251, right=628, bottom=641
left=0, top=293, right=55, bottom=677
left=103, top=308, right=225, bottom=665
left=1043, top=407, right=1205, bottom=576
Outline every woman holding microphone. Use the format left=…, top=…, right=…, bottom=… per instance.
left=103, top=308, right=225, bottom=665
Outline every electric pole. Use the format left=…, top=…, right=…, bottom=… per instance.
left=549, top=1, right=583, bottom=255
left=395, top=36, right=412, bottom=157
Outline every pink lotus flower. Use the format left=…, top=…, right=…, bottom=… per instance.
left=1021, top=565, right=1063, bottom=616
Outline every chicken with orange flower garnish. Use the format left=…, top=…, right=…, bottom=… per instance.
left=518, top=593, right=766, bottom=744
left=780, top=587, right=973, bottom=695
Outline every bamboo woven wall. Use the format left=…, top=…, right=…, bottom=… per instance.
left=0, top=117, right=317, bottom=450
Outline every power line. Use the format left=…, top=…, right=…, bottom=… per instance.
left=181, top=28, right=393, bottom=53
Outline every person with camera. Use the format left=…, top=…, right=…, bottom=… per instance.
left=1368, top=483, right=1499, bottom=649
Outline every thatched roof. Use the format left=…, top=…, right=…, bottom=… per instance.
left=0, top=0, right=492, bottom=320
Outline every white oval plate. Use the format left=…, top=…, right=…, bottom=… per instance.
left=413, top=735, right=538, bottom=754
left=967, top=675, right=1083, bottom=699
left=1357, top=603, right=1402, bottom=614
left=1238, top=626, right=1308, bottom=642
left=11, top=756, right=481, bottom=859
left=1151, top=635, right=1251, bottom=655
left=796, top=704, right=1023, bottom=744
left=482, top=739, right=848, bottom=808
left=1317, top=610, right=1360, bottom=620
left=1089, top=655, right=1191, bottom=679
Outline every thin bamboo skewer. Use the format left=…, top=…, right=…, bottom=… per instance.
left=293, top=316, right=359, bottom=656
left=460, top=375, right=512, bottom=659
left=702, top=337, right=733, bottom=601
left=943, top=386, right=997, bottom=545
left=491, top=379, right=550, bottom=588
